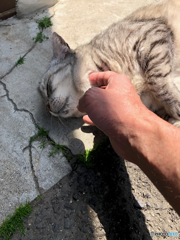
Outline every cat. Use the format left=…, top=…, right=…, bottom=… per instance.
left=39, top=0, right=180, bottom=128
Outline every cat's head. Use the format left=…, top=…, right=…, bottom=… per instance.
left=39, top=32, right=89, bottom=118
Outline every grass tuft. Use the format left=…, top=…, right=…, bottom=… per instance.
left=49, top=143, right=66, bottom=157
left=48, top=142, right=72, bottom=161
left=30, top=125, right=49, bottom=144
left=36, top=16, right=53, bottom=30
left=30, top=125, right=107, bottom=166
left=33, top=17, right=53, bottom=43
left=15, top=56, right=25, bottom=66
left=77, top=149, right=94, bottom=168
left=0, top=202, right=32, bottom=240
left=30, top=125, right=71, bottom=160
left=33, top=32, right=49, bottom=43
left=76, top=138, right=109, bottom=168
left=35, top=195, right=42, bottom=201
left=30, top=125, right=49, bottom=149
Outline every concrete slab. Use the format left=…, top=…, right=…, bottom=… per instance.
left=0, top=18, right=37, bottom=78
left=0, top=0, right=158, bottom=225
left=16, top=0, right=57, bottom=18
left=0, top=84, right=38, bottom=223
left=31, top=141, right=72, bottom=192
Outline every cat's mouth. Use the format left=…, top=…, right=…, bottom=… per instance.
left=47, top=97, right=70, bottom=116
left=49, top=108, right=70, bottom=117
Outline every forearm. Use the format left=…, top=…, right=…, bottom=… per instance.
left=115, top=110, right=180, bottom=215
left=78, top=71, right=180, bottom=214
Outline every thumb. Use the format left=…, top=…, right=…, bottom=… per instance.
left=83, top=115, right=95, bottom=125
left=89, top=71, right=117, bottom=87
left=78, top=86, right=103, bottom=113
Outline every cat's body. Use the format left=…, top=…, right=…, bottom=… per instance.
left=40, top=0, right=180, bottom=128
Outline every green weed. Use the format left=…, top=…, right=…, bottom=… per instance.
left=49, top=143, right=66, bottom=157
left=15, top=56, right=25, bottom=66
left=30, top=125, right=106, bottom=167
left=35, top=195, right=42, bottom=201
left=33, top=16, right=53, bottom=43
left=39, top=138, right=47, bottom=149
left=30, top=125, right=49, bottom=149
left=49, top=142, right=72, bottom=161
left=33, top=31, right=49, bottom=43
left=36, top=16, right=53, bottom=30
left=30, top=125, right=71, bottom=160
left=30, top=125, right=49, bottom=143
left=76, top=138, right=109, bottom=168
left=77, top=149, right=94, bottom=168
left=0, top=202, right=32, bottom=240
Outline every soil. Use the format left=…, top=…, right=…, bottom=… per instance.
left=11, top=132, right=180, bottom=240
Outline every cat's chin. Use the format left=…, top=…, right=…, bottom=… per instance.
left=49, top=109, right=85, bottom=119
left=49, top=111, right=59, bottom=117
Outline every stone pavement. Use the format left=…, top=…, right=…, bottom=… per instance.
left=1, top=0, right=180, bottom=239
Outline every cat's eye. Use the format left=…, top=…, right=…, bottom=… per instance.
left=46, top=104, right=50, bottom=111
left=63, top=110, right=69, bottom=115
left=47, top=82, right=52, bottom=97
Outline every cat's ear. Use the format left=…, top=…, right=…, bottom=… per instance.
left=52, top=32, right=70, bottom=60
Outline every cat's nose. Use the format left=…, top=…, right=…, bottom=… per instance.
left=46, top=104, right=51, bottom=111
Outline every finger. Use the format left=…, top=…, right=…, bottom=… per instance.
left=89, top=72, right=133, bottom=92
left=89, top=71, right=117, bottom=87
left=83, top=115, right=95, bottom=125
left=78, top=87, right=102, bottom=113
left=100, top=86, right=107, bottom=89
left=77, top=95, right=86, bottom=113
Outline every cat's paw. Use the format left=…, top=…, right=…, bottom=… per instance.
left=166, top=102, right=180, bottom=120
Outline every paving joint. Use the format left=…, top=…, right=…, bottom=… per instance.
left=28, top=144, right=42, bottom=194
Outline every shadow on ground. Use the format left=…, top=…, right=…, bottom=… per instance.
left=11, top=132, right=151, bottom=240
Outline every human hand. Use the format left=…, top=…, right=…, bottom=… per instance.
left=78, top=71, right=149, bottom=160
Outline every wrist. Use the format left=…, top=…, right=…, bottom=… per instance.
left=110, top=105, right=158, bottom=165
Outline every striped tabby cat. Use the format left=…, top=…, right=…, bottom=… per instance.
left=40, top=0, right=180, bottom=128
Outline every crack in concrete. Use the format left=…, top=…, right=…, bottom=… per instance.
left=0, top=42, right=43, bottom=193
left=0, top=44, right=36, bottom=80
left=0, top=80, right=43, bottom=194
left=23, top=145, right=41, bottom=194
left=0, top=94, right=7, bottom=98
left=0, top=44, right=37, bottom=123
left=29, top=144, right=42, bottom=194
left=0, top=24, right=12, bottom=27
left=0, top=80, right=37, bottom=125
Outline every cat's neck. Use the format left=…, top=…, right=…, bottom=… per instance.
left=75, top=31, right=141, bottom=82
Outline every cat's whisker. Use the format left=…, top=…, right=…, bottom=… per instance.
left=58, top=116, right=66, bottom=128
left=50, top=115, right=53, bottom=131
left=57, top=117, right=71, bottom=141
